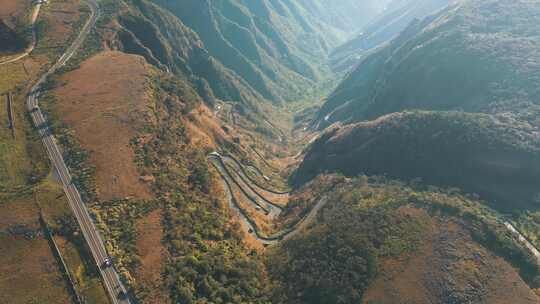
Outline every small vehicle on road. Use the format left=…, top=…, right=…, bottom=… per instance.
left=209, top=151, right=221, bottom=157
left=102, top=257, right=113, bottom=269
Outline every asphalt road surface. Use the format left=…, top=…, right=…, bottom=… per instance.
left=208, top=152, right=328, bottom=245
left=26, top=1, right=130, bottom=303
left=504, top=222, right=540, bottom=265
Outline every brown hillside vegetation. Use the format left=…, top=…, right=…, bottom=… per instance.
left=184, top=104, right=228, bottom=149
left=0, top=196, right=72, bottom=304
left=53, top=51, right=153, bottom=201
left=363, top=209, right=540, bottom=304
left=38, top=0, right=83, bottom=45
left=0, top=0, right=30, bottom=27
left=270, top=175, right=540, bottom=304
left=135, top=209, right=170, bottom=304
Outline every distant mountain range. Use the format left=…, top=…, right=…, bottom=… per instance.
left=298, top=0, right=540, bottom=212
left=330, top=0, right=451, bottom=73
left=316, top=0, right=540, bottom=127
left=112, top=0, right=395, bottom=111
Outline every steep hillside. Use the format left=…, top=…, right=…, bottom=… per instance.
left=293, top=0, right=391, bottom=35
left=271, top=175, right=540, bottom=303
left=111, top=0, right=267, bottom=113
left=150, top=0, right=316, bottom=104
left=318, top=0, right=540, bottom=127
left=330, top=0, right=450, bottom=73
left=7, top=0, right=540, bottom=303
left=294, top=111, right=540, bottom=212
left=44, top=48, right=273, bottom=302
left=150, top=0, right=389, bottom=104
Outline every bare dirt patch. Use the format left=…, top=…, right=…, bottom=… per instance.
left=53, top=51, right=154, bottom=201
left=135, top=209, right=169, bottom=304
left=362, top=214, right=540, bottom=304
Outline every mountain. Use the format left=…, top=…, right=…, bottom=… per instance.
left=317, top=0, right=540, bottom=127
left=272, top=174, right=540, bottom=303
left=330, top=0, right=451, bottom=73
left=149, top=0, right=392, bottom=104
left=291, top=0, right=540, bottom=301
left=113, top=0, right=270, bottom=112
left=297, top=0, right=540, bottom=211
left=4, top=0, right=540, bottom=303
left=294, top=0, right=391, bottom=34
left=112, top=0, right=397, bottom=120
left=294, top=111, right=540, bottom=211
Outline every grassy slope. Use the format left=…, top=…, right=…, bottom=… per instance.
left=44, top=28, right=273, bottom=304
left=150, top=0, right=348, bottom=104
left=0, top=0, right=32, bottom=54
left=0, top=1, right=111, bottom=303
left=270, top=175, right=540, bottom=303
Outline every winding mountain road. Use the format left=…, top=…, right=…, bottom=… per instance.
left=0, top=2, right=41, bottom=65
left=26, top=1, right=130, bottom=303
left=214, top=153, right=540, bottom=277
left=222, top=154, right=289, bottom=195
left=208, top=152, right=328, bottom=245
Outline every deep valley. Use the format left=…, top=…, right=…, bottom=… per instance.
left=1, top=0, right=540, bottom=303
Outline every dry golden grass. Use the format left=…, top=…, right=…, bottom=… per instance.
left=55, top=236, right=110, bottom=304
left=184, top=104, right=229, bottom=149
left=0, top=88, right=50, bottom=191
left=0, top=2, right=111, bottom=303
left=362, top=207, right=540, bottom=304
left=0, top=0, right=85, bottom=191
left=53, top=51, right=154, bottom=201
left=0, top=194, right=72, bottom=304
left=35, top=0, right=83, bottom=54
left=135, top=210, right=170, bottom=304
